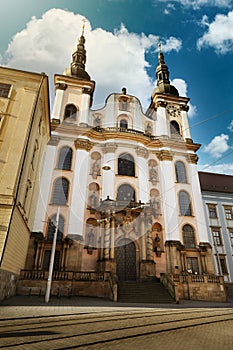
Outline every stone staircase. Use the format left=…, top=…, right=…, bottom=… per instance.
left=117, top=280, right=175, bottom=303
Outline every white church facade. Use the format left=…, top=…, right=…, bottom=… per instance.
left=21, top=28, right=227, bottom=302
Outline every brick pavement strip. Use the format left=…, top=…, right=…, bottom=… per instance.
left=1, top=307, right=233, bottom=349
left=1, top=297, right=233, bottom=349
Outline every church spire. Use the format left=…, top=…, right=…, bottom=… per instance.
left=153, top=38, right=178, bottom=96
left=69, top=19, right=91, bottom=81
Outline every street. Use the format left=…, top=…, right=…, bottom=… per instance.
left=0, top=296, right=233, bottom=349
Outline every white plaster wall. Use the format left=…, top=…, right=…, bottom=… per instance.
left=181, top=110, right=191, bottom=139
left=101, top=152, right=115, bottom=200
left=190, top=163, right=209, bottom=242
left=51, top=89, right=64, bottom=120
left=137, top=155, right=150, bottom=203
left=68, top=149, right=89, bottom=236
left=155, top=107, right=169, bottom=137
left=159, top=160, right=180, bottom=241
left=79, top=94, right=90, bottom=125
left=32, top=145, right=56, bottom=232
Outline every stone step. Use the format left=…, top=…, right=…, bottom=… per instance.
left=117, top=281, right=175, bottom=303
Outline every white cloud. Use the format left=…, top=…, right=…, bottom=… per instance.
left=197, top=11, right=233, bottom=53
left=157, top=0, right=232, bottom=10
left=203, top=134, right=230, bottom=158
left=160, top=37, right=182, bottom=52
left=171, top=78, right=197, bottom=117
left=228, top=120, right=233, bottom=132
left=164, top=3, right=176, bottom=14
left=198, top=163, right=233, bottom=175
left=0, top=8, right=185, bottom=111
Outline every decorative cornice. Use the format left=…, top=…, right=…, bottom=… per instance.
left=136, top=146, right=149, bottom=158
left=185, top=154, right=199, bottom=164
left=102, top=143, right=118, bottom=153
left=180, top=104, right=189, bottom=112
left=82, top=87, right=92, bottom=95
left=75, top=139, right=94, bottom=151
left=155, top=150, right=173, bottom=161
left=55, top=83, right=67, bottom=91
left=156, top=100, right=167, bottom=108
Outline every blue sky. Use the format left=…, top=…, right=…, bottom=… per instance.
left=1, top=0, right=233, bottom=174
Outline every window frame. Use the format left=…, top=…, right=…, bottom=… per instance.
left=0, top=83, right=11, bottom=98
left=212, top=228, right=222, bottom=246
left=63, top=104, right=78, bottom=121
left=51, top=177, right=69, bottom=206
left=225, top=207, right=232, bottom=220
left=175, top=161, right=187, bottom=183
left=57, top=146, right=73, bottom=171
left=118, top=153, right=135, bottom=177
left=182, top=224, right=196, bottom=249
left=208, top=204, right=217, bottom=219
left=179, top=191, right=192, bottom=216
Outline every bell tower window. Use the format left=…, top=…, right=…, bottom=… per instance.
left=64, top=104, right=78, bottom=121
left=170, top=120, right=181, bottom=136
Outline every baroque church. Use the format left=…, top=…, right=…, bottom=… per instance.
left=23, top=26, right=226, bottom=301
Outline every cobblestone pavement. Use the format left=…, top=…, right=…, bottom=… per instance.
left=0, top=296, right=233, bottom=349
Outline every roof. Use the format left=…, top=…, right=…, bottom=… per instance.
left=198, top=171, right=233, bottom=194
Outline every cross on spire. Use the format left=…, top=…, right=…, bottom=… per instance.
left=158, top=37, right=162, bottom=53
left=82, top=18, right=86, bottom=36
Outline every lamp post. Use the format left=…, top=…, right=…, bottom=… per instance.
left=45, top=207, right=60, bottom=303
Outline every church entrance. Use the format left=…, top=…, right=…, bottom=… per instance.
left=116, top=239, right=136, bottom=281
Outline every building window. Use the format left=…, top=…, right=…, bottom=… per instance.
left=225, top=207, right=232, bottom=220
left=57, top=147, right=73, bottom=170
left=175, top=161, right=187, bottom=183
left=52, top=178, right=69, bottom=205
left=117, top=184, right=135, bottom=203
left=47, top=214, right=64, bottom=241
left=119, top=119, right=128, bottom=129
left=212, top=229, right=222, bottom=246
left=219, top=257, right=228, bottom=275
left=183, top=224, right=196, bottom=248
left=0, top=83, right=11, bottom=98
left=186, top=257, right=199, bottom=274
left=179, top=191, right=192, bottom=216
left=170, top=120, right=180, bottom=136
left=208, top=205, right=217, bottom=218
left=118, top=153, right=135, bottom=177
left=64, top=104, right=78, bottom=121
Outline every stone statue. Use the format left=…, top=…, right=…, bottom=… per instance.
left=92, top=160, right=100, bottom=179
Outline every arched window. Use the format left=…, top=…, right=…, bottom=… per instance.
left=175, top=161, right=187, bottom=183
left=118, top=153, right=135, bottom=176
left=183, top=224, right=196, bottom=248
left=117, top=184, right=135, bottom=203
left=179, top=191, right=192, bottom=216
left=52, top=178, right=69, bottom=205
left=57, top=147, right=73, bottom=170
left=120, top=119, right=128, bottom=129
left=47, top=214, right=64, bottom=241
left=170, top=121, right=180, bottom=136
left=64, top=104, right=78, bottom=121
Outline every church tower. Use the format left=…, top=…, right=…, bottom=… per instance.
left=146, top=42, right=214, bottom=275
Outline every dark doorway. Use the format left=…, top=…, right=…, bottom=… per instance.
left=43, top=250, right=60, bottom=271
left=116, top=239, right=136, bottom=281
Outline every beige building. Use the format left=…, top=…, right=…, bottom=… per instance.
left=0, top=67, right=50, bottom=300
